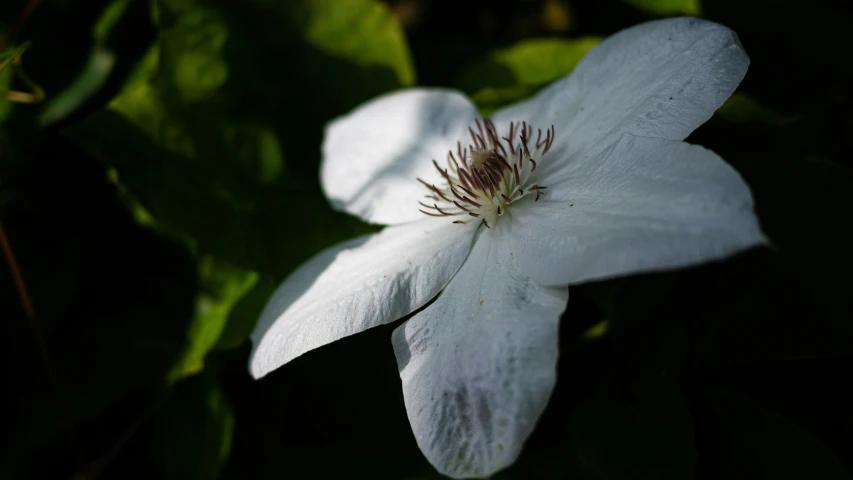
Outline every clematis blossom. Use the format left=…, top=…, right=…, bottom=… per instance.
left=249, top=17, right=765, bottom=479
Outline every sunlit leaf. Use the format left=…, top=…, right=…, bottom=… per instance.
left=623, top=0, right=701, bottom=16
left=213, top=278, right=277, bottom=351
left=456, top=37, right=600, bottom=115
left=67, top=0, right=392, bottom=278
left=293, top=0, right=415, bottom=86
left=169, top=256, right=259, bottom=380
left=103, top=166, right=261, bottom=378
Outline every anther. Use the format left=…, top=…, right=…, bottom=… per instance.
left=528, top=185, right=548, bottom=201
left=419, top=209, right=444, bottom=217
left=456, top=183, right=477, bottom=198
left=542, top=125, right=555, bottom=155
left=461, top=196, right=482, bottom=208
left=453, top=200, right=472, bottom=212
left=416, top=117, right=554, bottom=223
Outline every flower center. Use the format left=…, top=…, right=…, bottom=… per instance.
left=417, top=119, right=554, bottom=228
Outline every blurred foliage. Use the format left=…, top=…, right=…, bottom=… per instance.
left=152, top=372, right=234, bottom=480
left=0, top=41, right=45, bottom=106
left=36, top=0, right=131, bottom=126
left=1, top=0, right=852, bottom=479
left=456, top=36, right=600, bottom=116
left=717, top=92, right=801, bottom=127
left=623, top=0, right=700, bottom=16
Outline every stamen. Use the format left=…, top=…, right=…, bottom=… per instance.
left=542, top=125, right=555, bottom=155
left=453, top=201, right=472, bottom=212
left=419, top=209, right=445, bottom=217
left=469, top=127, right=483, bottom=149
left=456, top=183, right=477, bottom=198
left=416, top=118, right=554, bottom=224
left=528, top=185, right=548, bottom=201
left=433, top=203, right=458, bottom=216
left=461, top=196, right=482, bottom=208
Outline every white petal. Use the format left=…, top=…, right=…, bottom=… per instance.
left=392, top=224, right=568, bottom=479
left=321, top=88, right=479, bottom=225
left=510, top=134, right=765, bottom=286
left=250, top=217, right=477, bottom=378
left=492, top=17, right=748, bottom=159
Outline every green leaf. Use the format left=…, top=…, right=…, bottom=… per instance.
left=570, top=375, right=696, bottom=480
left=37, top=0, right=141, bottom=126
left=0, top=138, right=197, bottom=470
left=213, top=277, right=277, bottom=351
left=37, top=47, right=115, bottom=126
left=152, top=373, right=234, bottom=480
left=66, top=0, right=394, bottom=278
left=580, top=273, right=687, bottom=377
left=66, top=0, right=403, bottom=381
left=293, top=0, right=415, bottom=86
left=169, top=256, right=259, bottom=380
left=699, top=389, right=852, bottom=480
left=0, top=51, right=13, bottom=123
left=681, top=145, right=853, bottom=362
left=716, top=92, right=801, bottom=127
left=623, top=0, right=701, bottom=16
left=0, top=41, right=29, bottom=74
left=456, top=37, right=600, bottom=115
left=101, top=167, right=261, bottom=378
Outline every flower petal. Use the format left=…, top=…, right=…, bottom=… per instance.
left=492, top=17, right=748, bottom=158
left=510, top=134, right=765, bottom=287
left=392, top=225, right=568, bottom=479
left=250, top=217, right=477, bottom=378
left=321, top=88, right=479, bottom=225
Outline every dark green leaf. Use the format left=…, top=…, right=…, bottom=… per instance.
left=697, top=389, right=852, bottom=480
left=623, top=0, right=701, bottom=15
left=456, top=37, right=600, bottom=115
left=169, top=256, right=259, bottom=380
left=570, top=375, right=696, bottom=480
left=152, top=373, right=234, bottom=480
left=716, top=92, right=801, bottom=127
left=66, top=0, right=395, bottom=277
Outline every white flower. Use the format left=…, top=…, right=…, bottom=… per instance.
left=249, top=17, right=764, bottom=479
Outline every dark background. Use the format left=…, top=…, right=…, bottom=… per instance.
left=1, top=0, right=851, bottom=479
